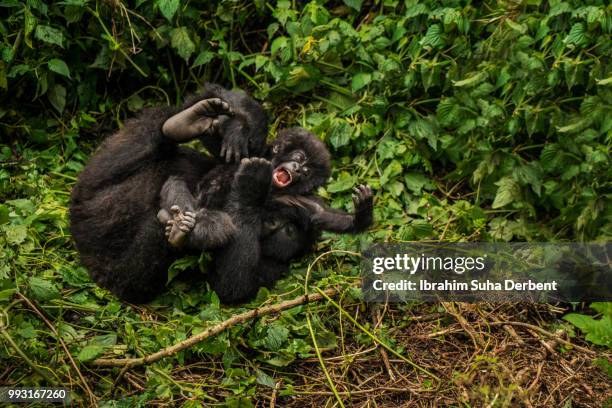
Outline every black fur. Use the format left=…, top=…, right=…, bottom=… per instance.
left=70, top=85, right=267, bottom=303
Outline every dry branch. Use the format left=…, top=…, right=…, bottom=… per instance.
left=91, top=287, right=338, bottom=367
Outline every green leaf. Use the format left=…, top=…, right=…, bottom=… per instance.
left=351, top=72, right=371, bottom=92
left=404, top=172, right=435, bottom=194
left=29, top=277, right=60, bottom=301
left=420, top=24, right=443, bottom=49
left=35, top=25, right=63, bottom=47
left=329, top=120, right=352, bottom=148
left=48, top=84, right=66, bottom=113
left=564, top=314, right=612, bottom=347
left=452, top=72, right=487, bottom=88
left=157, top=0, right=179, bottom=21
left=0, top=204, right=9, bottom=224
left=256, top=369, right=276, bottom=388
left=381, top=160, right=402, bottom=185
left=77, top=345, right=104, bottom=362
left=171, top=27, right=195, bottom=62
left=591, top=303, right=612, bottom=317
left=168, top=256, right=199, bottom=284
left=60, top=266, right=91, bottom=287
left=564, top=23, right=586, bottom=46
left=505, top=19, right=527, bottom=34
left=192, top=51, right=214, bottom=67
left=328, top=171, right=357, bottom=193
left=262, top=323, right=289, bottom=351
left=4, top=224, right=27, bottom=244
left=436, top=97, right=461, bottom=126
left=492, top=177, right=520, bottom=209
left=47, top=58, right=70, bottom=78
left=343, top=0, right=362, bottom=11
left=254, top=55, right=268, bottom=70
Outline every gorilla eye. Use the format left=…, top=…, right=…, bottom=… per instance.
left=292, top=151, right=306, bottom=162
left=302, top=166, right=310, bottom=176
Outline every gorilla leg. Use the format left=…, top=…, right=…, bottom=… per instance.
left=158, top=177, right=236, bottom=249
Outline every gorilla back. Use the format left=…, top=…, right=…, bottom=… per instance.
left=70, top=111, right=209, bottom=302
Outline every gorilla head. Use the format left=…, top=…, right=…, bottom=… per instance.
left=269, top=128, right=332, bottom=195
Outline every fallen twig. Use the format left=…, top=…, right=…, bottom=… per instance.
left=91, top=288, right=339, bottom=367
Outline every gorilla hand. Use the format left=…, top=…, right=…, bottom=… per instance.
left=352, top=184, right=373, bottom=216
left=220, top=122, right=249, bottom=163
left=162, top=98, right=233, bottom=142
left=352, top=184, right=373, bottom=231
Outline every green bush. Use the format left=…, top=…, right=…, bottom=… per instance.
left=2, top=0, right=610, bottom=242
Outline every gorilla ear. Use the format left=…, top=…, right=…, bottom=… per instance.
left=272, top=144, right=280, bottom=154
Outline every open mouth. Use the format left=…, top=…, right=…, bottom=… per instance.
left=272, top=167, right=292, bottom=188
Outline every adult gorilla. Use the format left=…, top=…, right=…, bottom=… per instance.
left=70, top=85, right=266, bottom=302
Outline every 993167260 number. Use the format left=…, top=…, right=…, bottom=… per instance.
left=0, top=387, right=69, bottom=403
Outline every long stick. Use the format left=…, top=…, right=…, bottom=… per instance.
left=91, top=288, right=339, bottom=367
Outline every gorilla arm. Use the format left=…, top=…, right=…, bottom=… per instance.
left=277, top=184, right=373, bottom=234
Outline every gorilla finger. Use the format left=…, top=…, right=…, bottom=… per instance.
left=220, top=101, right=233, bottom=115
left=194, top=98, right=218, bottom=115
left=182, top=217, right=196, bottom=227
left=208, top=98, right=229, bottom=112
left=225, top=146, right=233, bottom=163
left=211, top=119, right=220, bottom=131
left=241, top=142, right=248, bottom=158
left=170, top=205, right=182, bottom=215
left=220, top=144, right=227, bottom=159
left=181, top=220, right=196, bottom=229
left=359, top=186, right=370, bottom=198
left=233, top=149, right=240, bottom=163
left=157, top=209, right=170, bottom=223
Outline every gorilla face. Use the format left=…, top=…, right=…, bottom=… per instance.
left=271, top=149, right=309, bottom=188
left=269, top=128, right=331, bottom=195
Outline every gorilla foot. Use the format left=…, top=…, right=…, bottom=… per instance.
left=166, top=205, right=196, bottom=248
left=232, top=158, right=273, bottom=206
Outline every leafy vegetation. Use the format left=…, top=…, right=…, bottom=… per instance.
left=1, top=0, right=610, bottom=406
